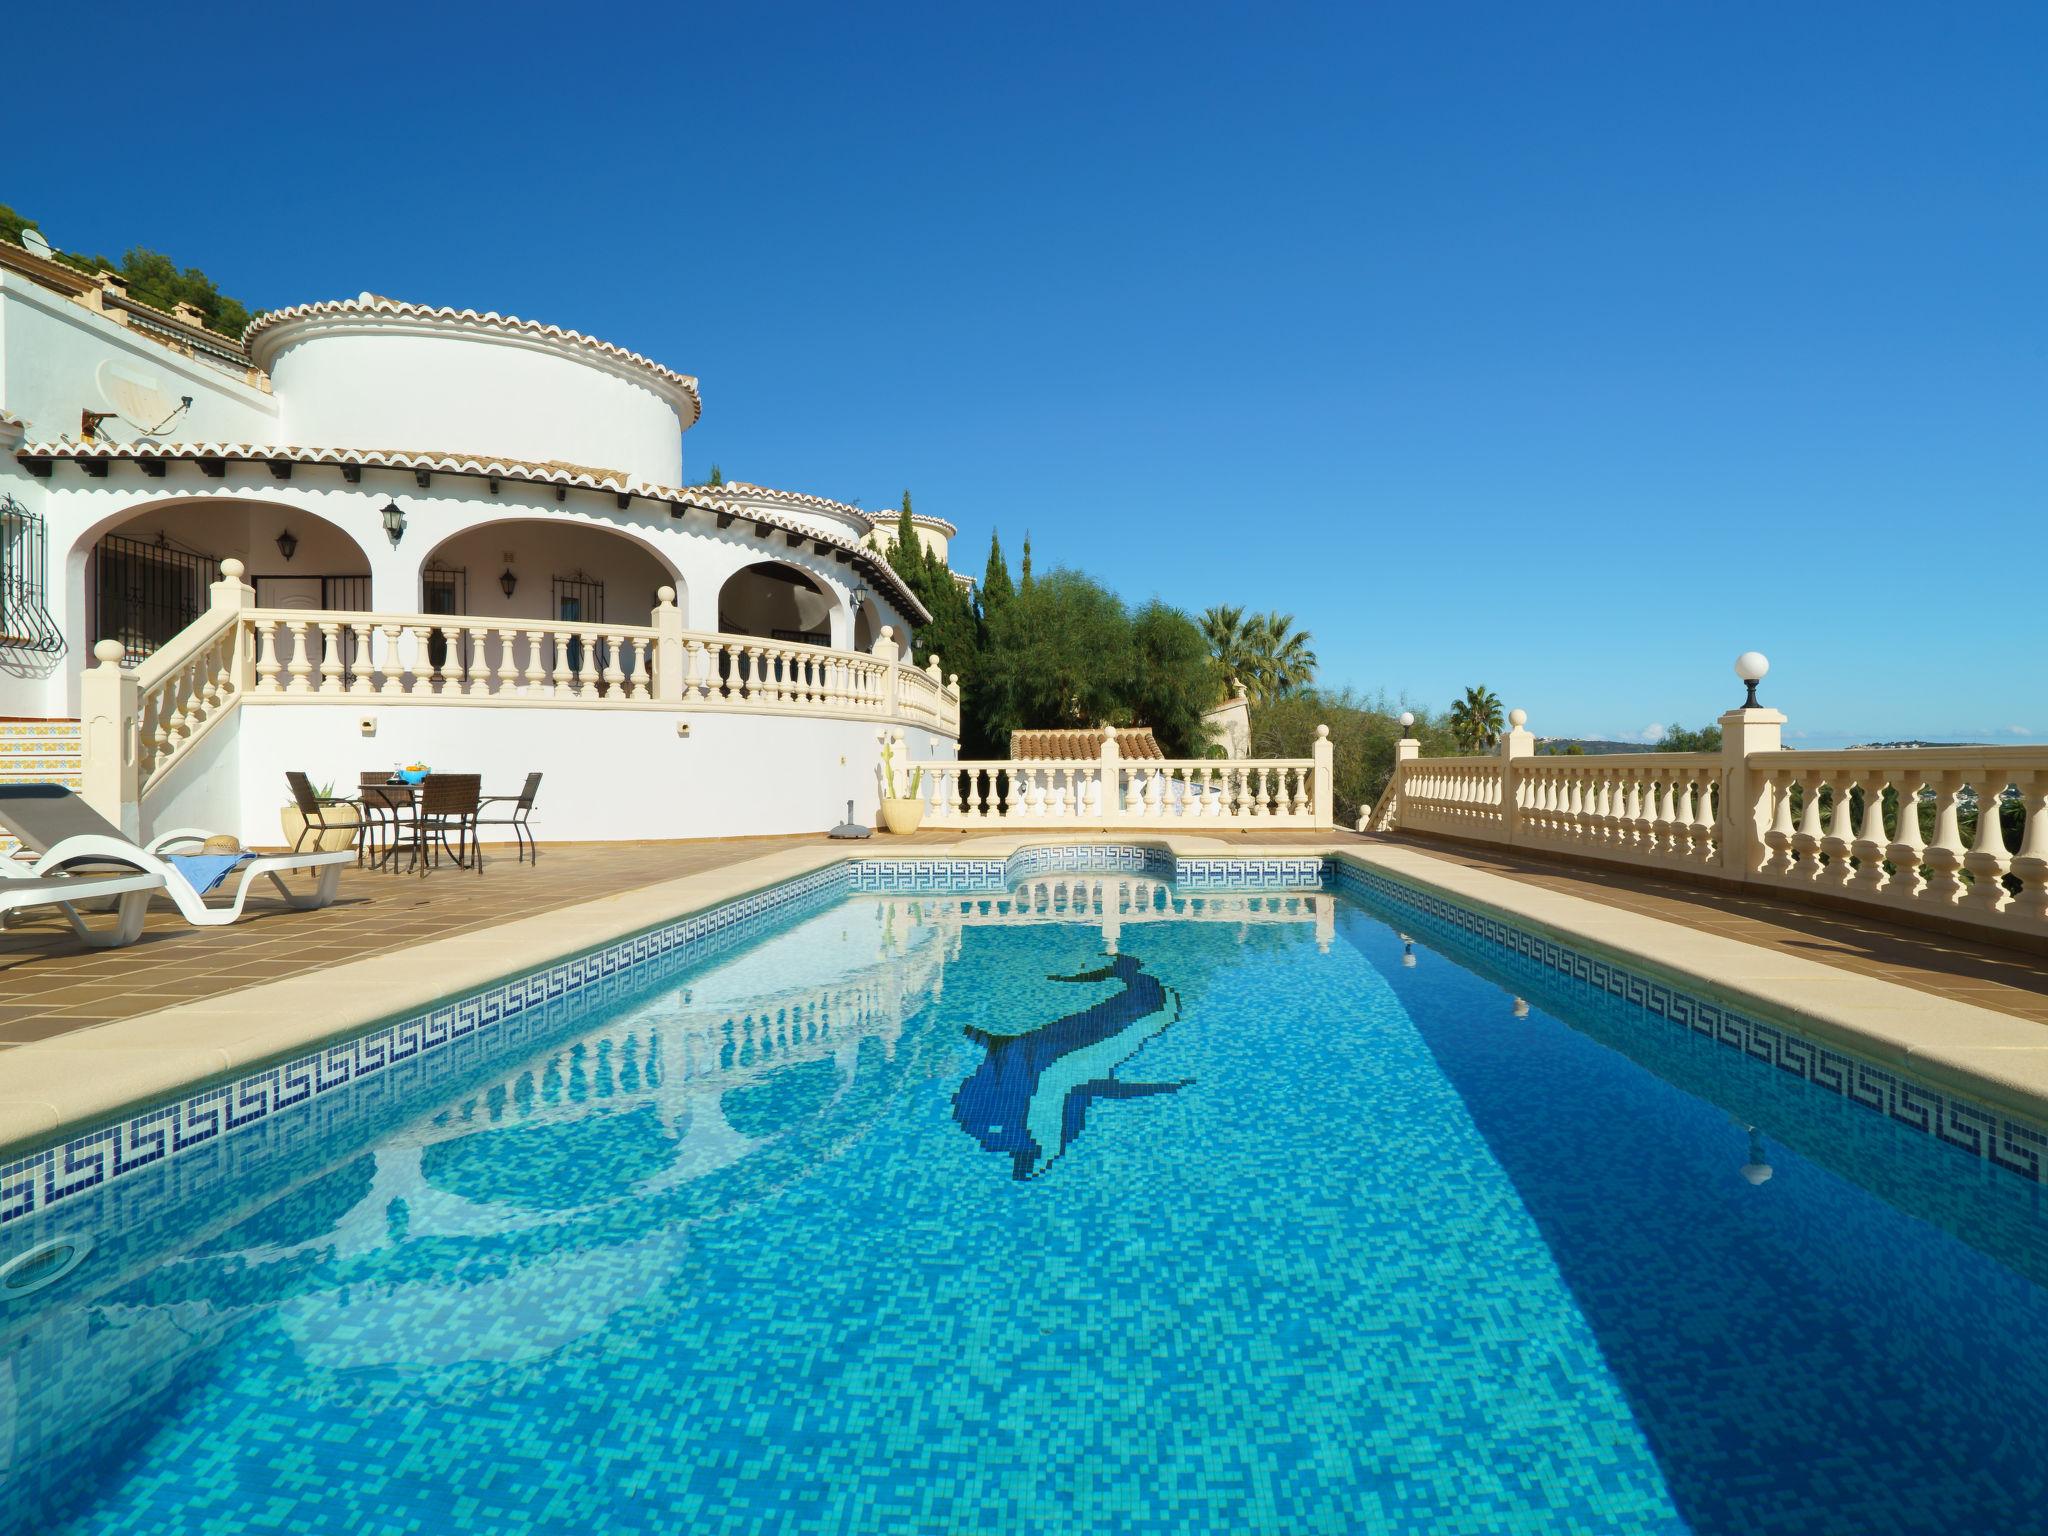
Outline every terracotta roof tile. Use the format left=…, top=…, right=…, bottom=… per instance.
left=12, top=439, right=929, bottom=624
left=1009, top=727, right=1163, bottom=760
left=242, top=294, right=703, bottom=426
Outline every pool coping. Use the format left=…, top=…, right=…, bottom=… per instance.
left=2, top=835, right=2044, bottom=1168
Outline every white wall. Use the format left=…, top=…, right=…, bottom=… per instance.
left=0, top=273, right=278, bottom=445
left=263, top=317, right=688, bottom=486
left=147, top=703, right=957, bottom=847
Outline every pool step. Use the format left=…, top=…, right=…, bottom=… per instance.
left=0, top=718, right=83, bottom=858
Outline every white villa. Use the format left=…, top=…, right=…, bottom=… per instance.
left=0, top=239, right=963, bottom=842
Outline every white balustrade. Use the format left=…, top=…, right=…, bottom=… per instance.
left=1747, top=751, right=2042, bottom=933
left=1379, top=731, right=2048, bottom=944
left=222, top=608, right=947, bottom=729
left=906, top=744, right=1331, bottom=830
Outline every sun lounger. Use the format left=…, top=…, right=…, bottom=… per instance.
left=0, top=868, right=165, bottom=948
left=0, top=785, right=354, bottom=927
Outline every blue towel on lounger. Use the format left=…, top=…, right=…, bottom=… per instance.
left=164, top=853, right=254, bottom=895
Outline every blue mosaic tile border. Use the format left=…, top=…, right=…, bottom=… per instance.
left=1330, top=858, right=2048, bottom=1187
left=0, top=861, right=852, bottom=1230
left=0, top=846, right=1336, bottom=1230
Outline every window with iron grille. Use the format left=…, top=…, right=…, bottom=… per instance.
left=0, top=496, right=63, bottom=655
left=94, top=532, right=218, bottom=664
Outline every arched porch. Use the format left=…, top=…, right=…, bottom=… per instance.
left=718, top=560, right=847, bottom=650
left=70, top=497, right=374, bottom=665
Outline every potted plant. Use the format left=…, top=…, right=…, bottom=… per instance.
left=879, top=736, right=925, bottom=834
left=280, top=780, right=363, bottom=853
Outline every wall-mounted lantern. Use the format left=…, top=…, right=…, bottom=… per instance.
left=499, top=567, right=518, bottom=599
left=381, top=501, right=407, bottom=548
left=275, top=529, right=298, bottom=563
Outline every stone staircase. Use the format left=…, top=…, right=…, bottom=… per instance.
left=0, top=718, right=82, bottom=858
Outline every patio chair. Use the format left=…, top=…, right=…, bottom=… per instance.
left=475, top=772, right=542, bottom=864
left=0, top=785, right=355, bottom=927
left=285, top=772, right=361, bottom=855
left=0, top=868, right=166, bottom=948
left=415, top=774, right=484, bottom=876
left=356, top=772, right=414, bottom=871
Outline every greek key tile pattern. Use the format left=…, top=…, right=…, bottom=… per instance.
left=0, top=847, right=1335, bottom=1230
left=0, top=861, right=850, bottom=1229
left=1331, top=860, right=2048, bottom=1187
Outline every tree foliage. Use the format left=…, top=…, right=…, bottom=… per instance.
left=1656, top=722, right=1723, bottom=753
left=2, top=204, right=255, bottom=339
left=1252, top=689, right=1451, bottom=827
left=979, top=529, right=1015, bottom=616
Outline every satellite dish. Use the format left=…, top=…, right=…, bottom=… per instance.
left=95, top=360, right=181, bottom=436
left=19, top=229, right=54, bottom=260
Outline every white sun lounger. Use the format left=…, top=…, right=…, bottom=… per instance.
left=0, top=868, right=165, bottom=948
left=0, top=785, right=354, bottom=928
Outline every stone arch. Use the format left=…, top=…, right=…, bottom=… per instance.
left=716, top=559, right=848, bottom=649
left=66, top=495, right=375, bottom=664
left=414, top=515, right=683, bottom=628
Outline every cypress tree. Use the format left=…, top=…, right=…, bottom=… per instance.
left=980, top=529, right=1015, bottom=617
left=1019, top=532, right=1034, bottom=592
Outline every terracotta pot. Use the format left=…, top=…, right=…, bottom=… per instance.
left=879, top=798, right=925, bottom=835
left=280, top=801, right=362, bottom=853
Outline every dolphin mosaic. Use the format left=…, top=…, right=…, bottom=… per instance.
left=951, top=952, right=1188, bottom=1179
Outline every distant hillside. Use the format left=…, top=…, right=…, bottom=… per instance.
left=1533, top=738, right=1662, bottom=756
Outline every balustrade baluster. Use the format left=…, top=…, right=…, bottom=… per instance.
left=686, top=638, right=709, bottom=700
left=1815, top=773, right=1859, bottom=890
left=1691, top=773, right=1719, bottom=865
left=487, top=629, right=514, bottom=698
left=254, top=620, right=283, bottom=693
left=629, top=637, right=652, bottom=700
left=339, top=623, right=368, bottom=695
left=575, top=630, right=601, bottom=694
left=1920, top=773, right=1968, bottom=906
left=1845, top=770, right=1891, bottom=896
left=601, top=633, right=626, bottom=699
left=1963, top=775, right=2016, bottom=916
left=1788, top=773, right=1826, bottom=882
left=313, top=622, right=342, bottom=694
left=2010, top=771, right=2048, bottom=926
left=1882, top=774, right=1929, bottom=908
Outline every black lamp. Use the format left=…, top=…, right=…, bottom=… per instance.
left=380, top=501, right=407, bottom=548
left=275, top=529, right=298, bottom=563
left=499, top=567, right=517, bottom=599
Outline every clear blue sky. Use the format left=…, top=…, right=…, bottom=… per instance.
left=12, top=3, right=2043, bottom=746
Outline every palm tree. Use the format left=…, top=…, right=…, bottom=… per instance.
left=1447, top=685, right=1504, bottom=753
left=1248, top=611, right=1317, bottom=700
left=1201, top=605, right=1257, bottom=691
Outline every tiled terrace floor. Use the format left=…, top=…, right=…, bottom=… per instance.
left=0, top=830, right=2041, bottom=1049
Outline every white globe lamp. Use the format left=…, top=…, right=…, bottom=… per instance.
left=1735, top=651, right=1769, bottom=709
left=1398, top=711, right=1415, bottom=737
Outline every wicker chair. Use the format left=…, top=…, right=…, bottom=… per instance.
left=475, top=773, right=543, bottom=864
left=357, top=772, right=414, bottom=871
left=284, top=772, right=360, bottom=855
left=416, top=774, right=484, bottom=875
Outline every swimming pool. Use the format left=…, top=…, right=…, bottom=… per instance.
left=4, top=853, right=2046, bottom=1534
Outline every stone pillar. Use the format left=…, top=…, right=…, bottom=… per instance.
left=210, top=557, right=257, bottom=692
left=1312, top=724, right=1334, bottom=829
left=872, top=626, right=899, bottom=718
left=652, top=585, right=684, bottom=702
left=1500, top=708, right=1534, bottom=844
left=80, top=639, right=141, bottom=838
left=1718, top=705, right=1785, bottom=880
left=1100, top=724, right=1123, bottom=821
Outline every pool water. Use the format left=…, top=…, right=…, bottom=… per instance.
left=5, top=875, right=2048, bottom=1535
